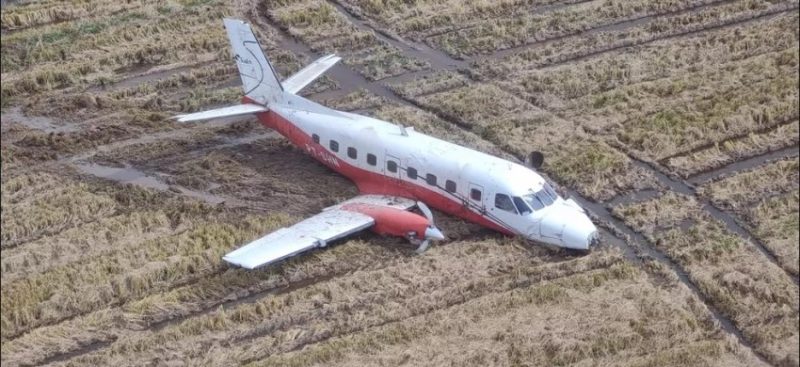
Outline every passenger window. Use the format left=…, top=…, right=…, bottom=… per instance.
left=347, top=147, right=357, bottom=159
left=387, top=160, right=398, bottom=173
left=367, top=153, right=377, bottom=166
left=495, top=194, right=516, bottom=213
left=426, top=173, right=436, bottom=186
left=407, top=167, right=417, bottom=179
left=312, top=134, right=319, bottom=144
left=470, top=188, right=482, bottom=201
left=513, top=196, right=532, bottom=215
left=445, top=180, right=456, bottom=193
left=329, top=140, right=339, bottom=152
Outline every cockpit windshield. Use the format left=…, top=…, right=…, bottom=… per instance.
left=514, top=183, right=560, bottom=214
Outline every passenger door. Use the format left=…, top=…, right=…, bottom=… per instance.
left=467, top=182, right=485, bottom=213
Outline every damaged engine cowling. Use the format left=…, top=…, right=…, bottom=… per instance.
left=341, top=202, right=445, bottom=253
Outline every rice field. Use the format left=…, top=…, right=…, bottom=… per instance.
left=1, top=0, right=797, bottom=366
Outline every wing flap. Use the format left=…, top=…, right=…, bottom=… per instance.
left=223, top=209, right=374, bottom=269
left=328, top=194, right=417, bottom=211
left=282, top=54, right=341, bottom=94
left=173, top=103, right=267, bottom=123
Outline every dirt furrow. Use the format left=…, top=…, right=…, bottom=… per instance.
left=26, top=267, right=367, bottom=366
left=509, top=3, right=799, bottom=69
left=625, top=155, right=800, bottom=286
left=484, top=0, right=739, bottom=60
left=660, top=117, right=800, bottom=164
left=688, top=145, right=800, bottom=185
left=603, top=189, right=662, bottom=208
left=317, top=4, right=789, bottom=363
left=417, top=0, right=596, bottom=41
left=239, top=260, right=619, bottom=365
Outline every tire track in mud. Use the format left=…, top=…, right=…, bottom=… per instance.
left=315, top=3, right=783, bottom=365
left=687, top=145, right=800, bottom=185
left=659, top=117, right=800, bottom=165
left=34, top=236, right=536, bottom=366
left=18, top=2, right=788, bottom=365
left=508, top=4, right=800, bottom=70
left=27, top=265, right=371, bottom=366
left=238, top=258, right=620, bottom=365
left=16, top=237, right=404, bottom=365
left=478, top=0, right=737, bottom=59
left=419, top=0, right=596, bottom=40
left=481, top=0, right=791, bottom=62
left=624, top=152, right=800, bottom=284
left=603, top=188, right=662, bottom=208
left=3, top=264, right=229, bottom=342
left=30, top=339, right=117, bottom=367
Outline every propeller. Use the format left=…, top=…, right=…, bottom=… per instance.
left=417, top=201, right=435, bottom=226
left=416, top=239, right=431, bottom=254
left=415, top=201, right=445, bottom=254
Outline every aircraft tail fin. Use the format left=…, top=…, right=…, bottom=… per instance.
left=223, top=18, right=284, bottom=106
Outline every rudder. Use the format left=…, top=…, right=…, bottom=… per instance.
left=223, top=18, right=284, bottom=106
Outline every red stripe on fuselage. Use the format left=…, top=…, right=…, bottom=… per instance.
left=254, top=106, right=514, bottom=236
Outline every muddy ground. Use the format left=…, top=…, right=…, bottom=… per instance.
left=1, top=0, right=798, bottom=366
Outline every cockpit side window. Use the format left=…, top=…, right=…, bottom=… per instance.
left=543, top=183, right=559, bottom=200
left=537, top=191, right=554, bottom=206
left=494, top=193, right=517, bottom=213
left=524, top=193, right=545, bottom=210
left=513, top=197, right=532, bottom=215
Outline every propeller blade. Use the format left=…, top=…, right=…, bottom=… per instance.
left=416, top=201, right=434, bottom=226
left=415, top=239, right=430, bottom=254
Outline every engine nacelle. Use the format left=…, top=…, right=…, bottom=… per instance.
left=341, top=203, right=430, bottom=240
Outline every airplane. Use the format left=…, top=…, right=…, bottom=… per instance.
left=175, top=18, right=600, bottom=269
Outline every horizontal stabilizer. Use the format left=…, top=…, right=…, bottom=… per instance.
left=173, top=103, right=268, bottom=122
left=282, top=54, right=341, bottom=94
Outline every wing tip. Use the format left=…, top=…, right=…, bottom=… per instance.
left=223, top=256, right=257, bottom=270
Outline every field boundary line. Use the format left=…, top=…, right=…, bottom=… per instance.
left=494, top=4, right=800, bottom=69
left=688, top=145, right=800, bottom=185
left=316, top=3, right=789, bottom=365
left=480, top=0, right=738, bottom=60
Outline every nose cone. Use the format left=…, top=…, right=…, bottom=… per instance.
left=564, top=226, right=598, bottom=250
left=538, top=203, right=598, bottom=250
left=424, top=226, right=445, bottom=241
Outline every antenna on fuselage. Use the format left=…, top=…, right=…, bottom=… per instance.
left=527, top=151, right=544, bottom=169
left=399, top=125, right=413, bottom=136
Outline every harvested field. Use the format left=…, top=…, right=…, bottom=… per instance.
left=1, top=0, right=797, bottom=366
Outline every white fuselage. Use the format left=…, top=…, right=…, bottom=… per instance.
left=259, top=94, right=598, bottom=250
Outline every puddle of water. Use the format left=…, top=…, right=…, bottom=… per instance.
left=1, top=106, right=81, bottom=134
left=75, top=162, right=170, bottom=191
left=75, top=162, right=229, bottom=205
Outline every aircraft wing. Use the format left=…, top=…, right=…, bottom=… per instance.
left=282, top=54, right=341, bottom=94
left=223, top=195, right=415, bottom=269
